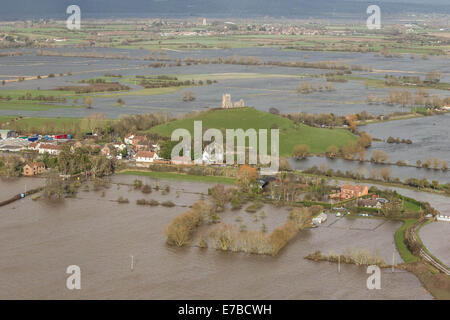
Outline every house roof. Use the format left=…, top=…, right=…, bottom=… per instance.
left=136, top=151, right=155, bottom=158
left=357, top=199, right=379, bottom=207
left=25, top=162, right=45, bottom=168
left=39, top=143, right=62, bottom=150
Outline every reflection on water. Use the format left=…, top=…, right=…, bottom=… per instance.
left=363, top=114, right=450, bottom=164
left=290, top=156, right=450, bottom=184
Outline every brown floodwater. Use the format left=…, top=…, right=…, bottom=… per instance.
left=0, top=176, right=432, bottom=299
left=419, top=222, right=450, bottom=268
left=0, top=177, right=45, bottom=202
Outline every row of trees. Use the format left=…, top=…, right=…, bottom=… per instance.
left=57, top=145, right=115, bottom=178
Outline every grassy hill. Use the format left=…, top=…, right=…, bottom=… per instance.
left=149, top=107, right=356, bottom=157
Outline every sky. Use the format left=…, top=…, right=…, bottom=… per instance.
left=1, top=0, right=448, bottom=20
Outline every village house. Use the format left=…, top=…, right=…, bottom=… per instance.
left=330, top=184, right=369, bottom=200
left=357, top=195, right=382, bottom=209
left=131, top=136, right=148, bottom=147
left=101, top=145, right=111, bottom=157
left=0, top=129, right=18, bottom=140
left=22, top=162, right=45, bottom=176
left=28, top=142, right=39, bottom=151
left=124, top=134, right=135, bottom=145
left=38, top=143, right=62, bottom=155
left=135, top=140, right=150, bottom=152
left=202, top=142, right=224, bottom=165
left=135, top=151, right=158, bottom=163
left=113, top=143, right=127, bottom=151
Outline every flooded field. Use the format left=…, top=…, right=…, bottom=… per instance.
left=0, top=177, right=45, bottom=202
left=290, top=156, right=450, bottom=184
left=290, top=112, right=450, bottom=184
left=419, top=222, right=450, bottom=268
left=363, top=114, right=450, bottom=164
left=0, top=47, right=448, bottom=118
left=0, top=176, right=432, bottom=299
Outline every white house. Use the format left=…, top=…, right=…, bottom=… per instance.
left=135, top=151, right=158, bottom=163
left=202, top=142, right=224, bottom=165
left=113, top=143, right=127, bottom=151
left=28, top=142, right=40, bottom=151
left=124, top=134, right=135, bottom=145
left=38, top=143, right=62, bottom=155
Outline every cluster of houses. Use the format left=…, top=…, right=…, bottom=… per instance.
left=330, top=184, right=369, bottom=200
left=329, top=184, right=389, bottom=209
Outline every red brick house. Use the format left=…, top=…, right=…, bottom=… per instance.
left=23, top=162, right=46, bottom=176
left=340, top=185, right=369, bottom=200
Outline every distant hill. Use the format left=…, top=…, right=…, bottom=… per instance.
left=1, top=0, right=449, bottom=20
left=149, top=107, right=357, bottom=157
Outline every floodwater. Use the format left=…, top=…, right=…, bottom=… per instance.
left=362, top=114, right=450, bottom=164
left=419, top=222, right=450, bottom=268
left=290, top=156, right=450, bottom=184
left=290, top=113, right=450, bottom=184
left=0, top=176, right=432, bottom=299
left=0, top=177, right=45, bottom=202
left=0, top=47, right=448, bottom=118
left=337, top=180, right=450, bottom=271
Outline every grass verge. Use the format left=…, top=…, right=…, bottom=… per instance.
left=119, top=170, right=236, bottom=184
left=395, top=219, right=420, bottom=264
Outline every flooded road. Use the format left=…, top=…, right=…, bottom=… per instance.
left=0, top=176, right=432, bottom=299
left=0, top=177, right=45, bottom=202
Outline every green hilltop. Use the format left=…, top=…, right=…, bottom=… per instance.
left=149, top=107, right=356, bottom=157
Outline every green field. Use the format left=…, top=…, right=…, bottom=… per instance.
left=394, top=219, right=420, bottom=264
left=0, top=116, right=17, bottom=124
left=120, top=170, right=236, bottom=184
left=403, top=199, right=422, bottom=212
left=0, top=89, right=83, bottom=111
left=339, top=75, right=450, bottom=91
left=148, top=107, right=357, bottom=157
left=95, top=86, right=184, bottom=98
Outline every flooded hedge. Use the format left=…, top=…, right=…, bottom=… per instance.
left=164, top=201, right=208, bottom=247
left=208, top=207, right=314, bottom=256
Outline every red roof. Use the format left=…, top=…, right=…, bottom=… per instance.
left=39, top=144, right=62, bottom=150
left=25, top=162, right=45, bottom=168
left=136, top=151, right=155, bottom=158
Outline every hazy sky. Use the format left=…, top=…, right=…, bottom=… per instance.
left=1, top=0, right=448, bottom=19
